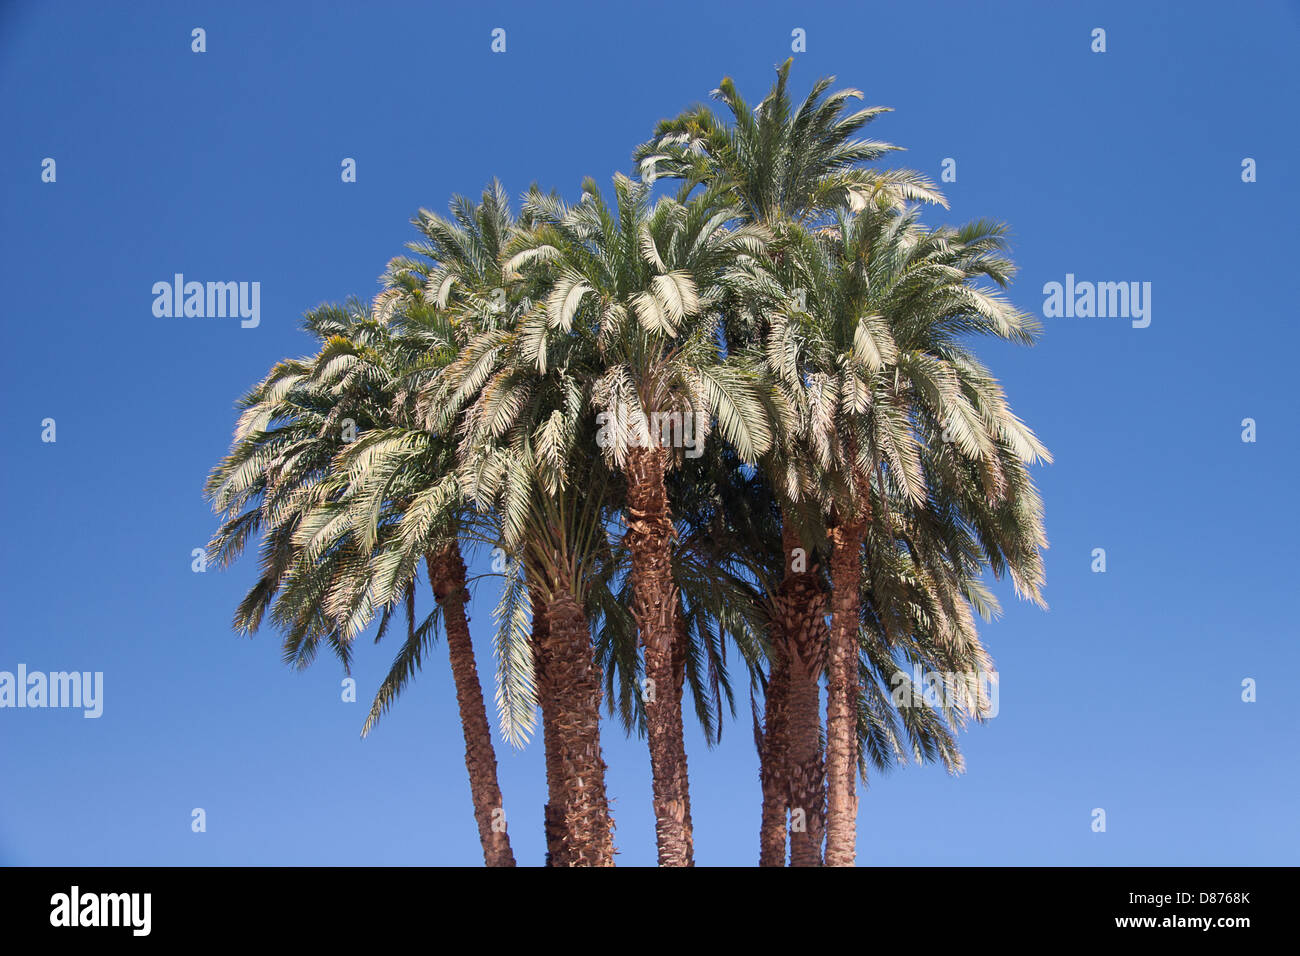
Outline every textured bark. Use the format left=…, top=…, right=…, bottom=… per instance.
left=669, top=606, right=692, bottom=847
left=542, top=589, right=616, bottom=866
left=824, top=518, right=867, bottom=867
left=786, top=659, right=825, bottom=866
left=425, top=547, right=515, bottom=868
left=530, top=596, right=569, bottom=867
left=624, top=446, right=694, bottom=867
left=774, top=522, right=828, bottom=867
left=671, top=608, right=688, bottom=701
left=758, top=625, right=790, bottom=866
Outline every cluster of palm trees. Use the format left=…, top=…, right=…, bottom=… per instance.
left=205, top=62, right=1049, bottom=867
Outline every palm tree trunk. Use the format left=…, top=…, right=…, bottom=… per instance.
left=624, top=447, right=694, bottom=867
left=425, top=547, right=516, bottom=868
left=670, top=603, right=693, bottom=849
left=786, top=656, right=825, bottom=865
left=530, top=594, right=569, bottom=867
left=758, top=625, right=790, bottom=866
left=542, top=588, right=617, bottom=866
left=774, top=522, right=828, bottom=866
left=824, top=517, right=867, bottom=866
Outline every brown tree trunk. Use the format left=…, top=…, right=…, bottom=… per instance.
left=824, top=517, right=867, bottom=867
left=774, top=522, right=828, bottom=867
left=670, top=604, right=693, bottom=848
left=425, top=547, right=516, bottom=867
left=786, top=656, right=825, bottom=865
left=542, top=588, right=616, bottom=866
left=530, top=594, right=569, bottom=867
left=624, top=446, right=694, bottom=867
left=758, top=620, right=790, bottom=866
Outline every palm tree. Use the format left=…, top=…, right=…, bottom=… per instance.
left=639, top=62, right=1051, bottom=868
left=504, top=175, right=774, bottom=865
left=450, top=352, right=622, bottom=867
left=767, top=207, right=1049, bottom=865
left=205, top=295, right=517, bottom=867
left=637, top=60, right=945, bottom=865
left=403, top=183, right=626, bottom=864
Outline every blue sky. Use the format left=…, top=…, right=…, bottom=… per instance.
left=1, top=0, right=1297, bottom=866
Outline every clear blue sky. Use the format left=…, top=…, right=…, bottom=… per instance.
left=2, top=0, right=1297, bottom=866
